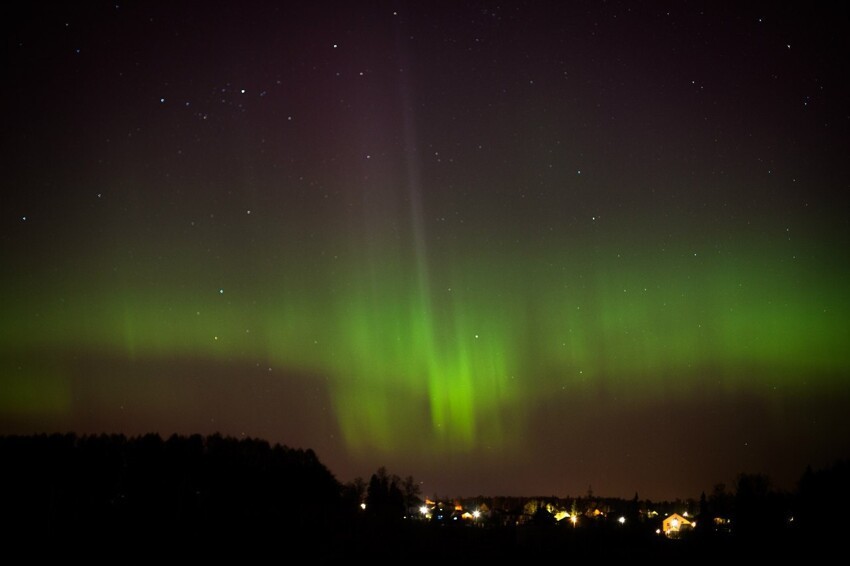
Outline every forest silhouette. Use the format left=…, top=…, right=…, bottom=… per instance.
left=2, top=433, right=846, bottom=560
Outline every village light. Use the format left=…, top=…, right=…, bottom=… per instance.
left=473, top=510, right=480, bottom=519
left=618, top=516, right=626, bottom=524
left=360, top=503, right=366, bottom=510
left=420, top=506, right=429, bottom=515
left=570, top=515, right=578, bottom=526
left=671, top=518, right=679, bottom=529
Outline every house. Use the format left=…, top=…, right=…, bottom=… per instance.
left=662, top=513, right=692, bottom=537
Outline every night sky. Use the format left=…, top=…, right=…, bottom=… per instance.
left=2, top=1, right=849, bottom=500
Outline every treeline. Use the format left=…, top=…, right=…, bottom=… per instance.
left=1, top=432, right=848, bottom=558
left=0, top=433, right=344, bottom=549
left=0, top=432, right=428, bottom=558
left=688, top=461, right=850, bottom=544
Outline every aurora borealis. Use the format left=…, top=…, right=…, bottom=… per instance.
left=2, top=1, right=849, bottom=499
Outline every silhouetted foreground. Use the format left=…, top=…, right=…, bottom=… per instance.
left=1, top=433, right=847, bottom=561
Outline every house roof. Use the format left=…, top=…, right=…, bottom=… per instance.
left=663, top=513, right=692, bottom=526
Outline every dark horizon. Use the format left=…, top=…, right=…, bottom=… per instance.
left=8, top=432, right=847, bottom=560
left=2, top=1, right=849, bottom=502
left=1, top=426, right=843, bottom=503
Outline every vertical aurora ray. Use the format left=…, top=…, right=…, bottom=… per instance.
left=320, top=246, right=525, bottom=454
left=315, top=51, right=524, bottom=454
left=397, top=58, right=468, bottom=448
left=320, top=177, right=519, bottom=452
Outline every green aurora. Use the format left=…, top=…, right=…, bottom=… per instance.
left=3, top=1, right=850, bottom=499
left=4, top=209, right=847, bottom=456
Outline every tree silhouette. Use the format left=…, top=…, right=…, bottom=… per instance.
left=530, top=505, right=556, bottom=527
left=365, top=466, right=405, bottom=525
left=401, top=475, right=422, bottom=511
left=734, top=472, right=783, bottom=539
left=695, top=491, right=711, bottom=537
left=627, top=492, right=640, bottom=525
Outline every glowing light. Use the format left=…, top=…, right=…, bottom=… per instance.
left=360, top=503, right=366, bottom=510
left=472, top=510, right=480, bottom=519
left=618, top=516, right=626, bottom=524
left=420, top=506, right=429, bottom=515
